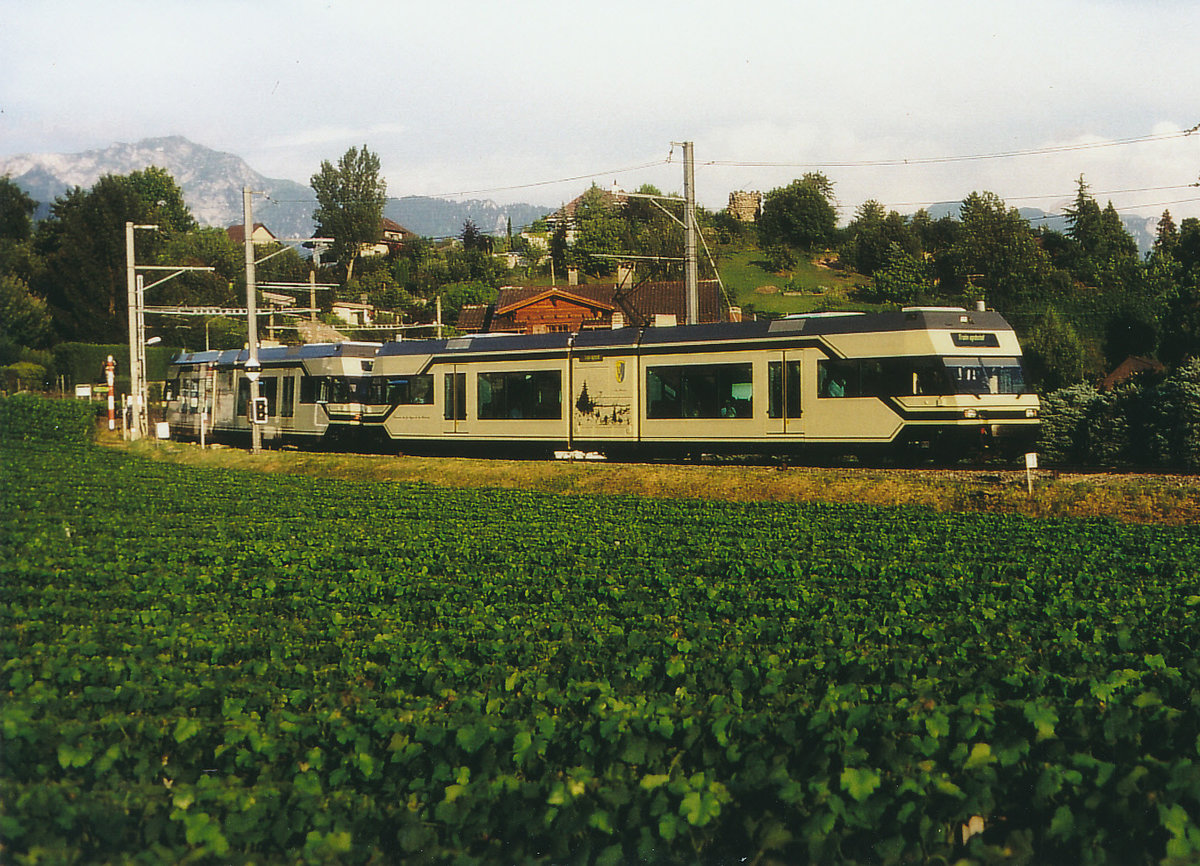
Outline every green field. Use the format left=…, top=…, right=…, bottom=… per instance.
left=4, top=435, right=1200, bottom=864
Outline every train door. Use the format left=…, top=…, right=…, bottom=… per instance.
left=766, top=351, right=803, bottom=436
left=443, top=367, right=467, bottom=434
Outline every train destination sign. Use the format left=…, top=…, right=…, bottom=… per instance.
left=951, top=332, right=1000, bottom=347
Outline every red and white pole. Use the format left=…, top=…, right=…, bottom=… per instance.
left=105, top=355, right=116, bottom=431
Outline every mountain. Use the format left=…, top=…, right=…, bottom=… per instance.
left=0, top=136, right=552, bottom=241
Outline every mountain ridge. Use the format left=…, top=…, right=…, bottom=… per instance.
left=0, top=135, right=552, bottom=241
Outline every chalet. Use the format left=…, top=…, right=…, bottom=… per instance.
left=226, top=223, right=278, bottom=245
left=361, top=218, right=418, bottom=257
left=331, top=300, right=375, bottom=327
left=543, top=183, right=627, bottom=242
left=455, top=279, right=734, bottom=335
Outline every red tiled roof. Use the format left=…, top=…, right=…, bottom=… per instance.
left=472, top=280, right=725, bottom=332
left=456, top=304, right=491, bottom=332
left=1099, top=356, right=1165, bottom=390
left=494, top=286, right=617, bottom=315
left=617, top=279, right=723, bottom=326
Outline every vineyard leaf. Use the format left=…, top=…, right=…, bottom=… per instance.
left=840, top=767, right=881, bottom=802
left=964, top=743, right=996, bottom=770
left=1023, top=702, right=1059, bottom=742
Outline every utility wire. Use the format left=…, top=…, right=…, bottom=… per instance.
left=883, top=182, right=1200, bottom=210
left=701, top=124, right=1200, bottom=170
left=252, top=127, right=1199, bottom=219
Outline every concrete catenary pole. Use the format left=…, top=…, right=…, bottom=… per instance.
left=681, top=141, right=698, bottom=326
left=125, top=222, right=139, bottom=440
left=243, top=187, right=263, bottom=454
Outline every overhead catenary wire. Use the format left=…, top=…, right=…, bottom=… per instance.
left=699, top=123, right=1200, bottom=170
left=252, top=124, right=1199, bottom=225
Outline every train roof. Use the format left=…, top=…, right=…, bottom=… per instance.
left=171, top=341, right=380, bottom=369
left=376, top=308, right=1015, bottom=358
left=171, top=309, right=1018, bottom=372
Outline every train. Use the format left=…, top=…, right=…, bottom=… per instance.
left=165, top=307, right=1040, bottom=461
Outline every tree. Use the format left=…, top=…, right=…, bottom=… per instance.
left=0, top=176, right=37, bottom=241
left=311, top=145, right=387, bottom=286
left=1178, top=218, right=1200, bottom=282
left=570, top=186, right=625, bottom=277
left=1154, top=210, right=1180, bottom=258
left=128, top=166, right=196, bottom=234
left=33, top=170, right=194, bottom=342
left=948, top=191, right=1051, bottom=311
left=1064, top=175, right=1103, bottom=252
left=459, top=219, right=493, bottom=253
left=840, top=200, right=919, bottom=276
left=859, top=243, right=935, bottom=305
left=0, top=274, right=52, bottom=349
left=1061, top=176, right=1137, bottom=284
left=758, top=175, right=837, bottom=253
left=1023, top=308, right=1095, bottom=390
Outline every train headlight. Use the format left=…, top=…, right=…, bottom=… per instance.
left=963, top=408, right=979, bottom=419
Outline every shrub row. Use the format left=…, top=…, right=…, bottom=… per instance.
left=1038, top=358, right=1200, bottom=469
left=0, top=393, right=98, bottom=446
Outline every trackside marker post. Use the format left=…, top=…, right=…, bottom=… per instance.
left=105, top=355, right=116, bottom=431
left=1025, top=452, right=1038, bottom=497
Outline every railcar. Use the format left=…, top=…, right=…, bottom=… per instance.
left=366, top=307, right=1040, bottom=460
left=165, top=342, right=380, bottom=445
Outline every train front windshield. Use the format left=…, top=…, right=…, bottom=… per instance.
left=943, top=356, right=1027, bottom=395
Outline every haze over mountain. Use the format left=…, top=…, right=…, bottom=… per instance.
left=0, top=136, right=552, bottom=241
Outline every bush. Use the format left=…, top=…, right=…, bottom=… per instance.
left=0, top=393, right=97, bottom=446
left=1144, top=358, right=1200, bottom=470
left=1037, top=383, right=1100, bottom=464
left=1039, top=360, right=1200, bottom=469
left=1, top=361, right=47, bottom=392
left=1083, top=384, right=1135, bottom=466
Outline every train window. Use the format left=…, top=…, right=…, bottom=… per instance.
left=819, top=358, right=943, bottom=398
left=328, top=377, right=359, bottom=403
left=260, top=377, right=278, bottom=417
left=817, top=359, right=859, bottom=398
left=280, top=375, right=295, bottom=418
left=478, top=370, right=562, bottom=420
left=373, top=374, right=433, bottom=405
left=768, top=361, right=802, bottom=418
left=444, top=372, right=466, bottom=420
left=943, top=357, right=1026, bottom=395
left=646, top=363, right=753, bottom=419
left=299, top=376, right=328, bottom=404
left=236, top=378, right=250, bottom=416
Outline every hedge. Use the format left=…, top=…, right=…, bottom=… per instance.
left=0, top=393, right=98, bottom=446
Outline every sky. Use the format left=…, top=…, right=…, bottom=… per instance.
left=3, top=0, right=1199, bottom=226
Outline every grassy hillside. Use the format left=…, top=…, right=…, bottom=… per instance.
left=717, top=249, right=876, bottom=317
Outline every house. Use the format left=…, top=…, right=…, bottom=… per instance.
left=361, top=218, right=418, bottom=257
left=1099, top=356, right=1165, bottom=390
left=260, top=291, right=296, bottom=310
left=544, top=183, right=627, bottom=243
left=226, top=223, right=278, bottom=245
left=455, top=279, right=733, bottom=335
left=331, top=300, right=375, bottom=327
